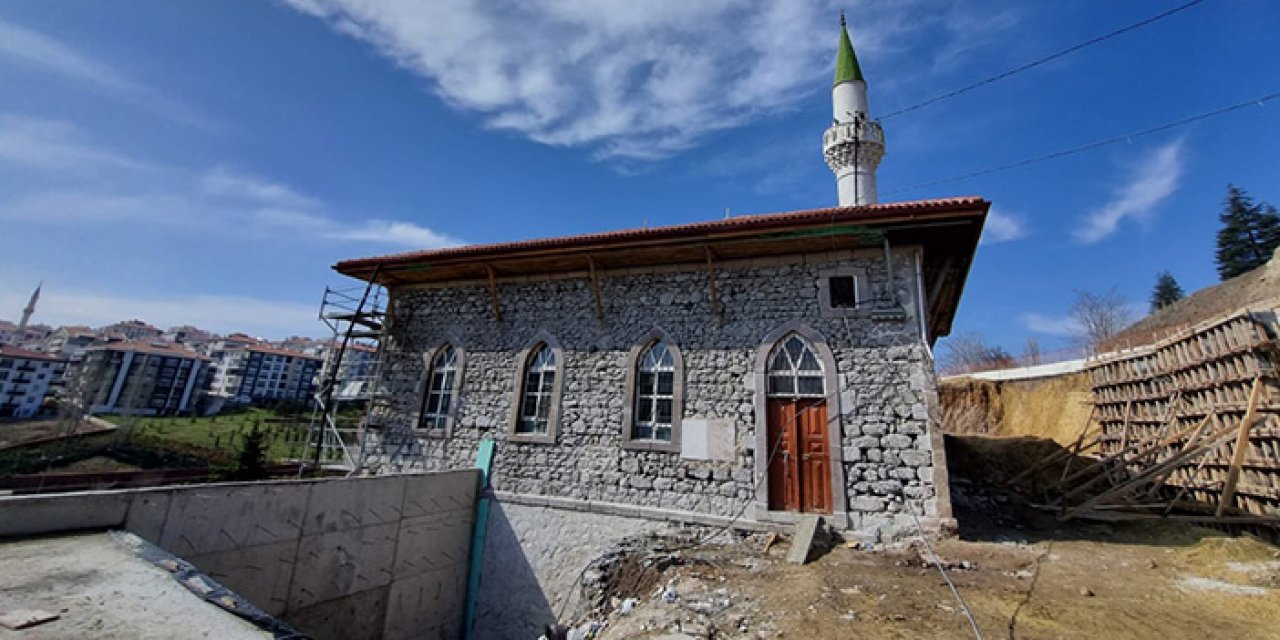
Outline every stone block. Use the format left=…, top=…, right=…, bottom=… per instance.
left=851, top=435, right=879, bottom=449
left=882, top=434, right=912, bottom=449
left=899, top=450, right=931, bottom=467
left=849, top=497, right=885, bottom=512
left=841, top=446, right=862, bottom=462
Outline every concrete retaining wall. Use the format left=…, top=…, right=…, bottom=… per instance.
left=0, top=471, right=479, bottom=640
left=474, top=499, right=674, bottom=640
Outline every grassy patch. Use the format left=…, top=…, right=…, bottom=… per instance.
left=102, top=407, right=363, bottom=463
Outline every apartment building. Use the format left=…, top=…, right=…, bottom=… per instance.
left=78, top=342, right=211, bottom=416
left=212, top=345, right=321, bottom=405
left=0, top=345, right=66, bottom=418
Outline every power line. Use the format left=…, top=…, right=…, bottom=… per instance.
left=880, top=0, right=1210, bottom=120
left=884, top=90, right=1280, bottom=195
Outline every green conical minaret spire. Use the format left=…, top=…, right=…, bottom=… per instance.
left=833, top=12, right=865, bottom=87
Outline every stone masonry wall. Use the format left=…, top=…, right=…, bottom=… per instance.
left=379, top=248, right=945, bottom=538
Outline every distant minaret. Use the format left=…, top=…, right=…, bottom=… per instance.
left=17, top=282, right=40, bottom=332
left=823, top=14, right=885, bottom=206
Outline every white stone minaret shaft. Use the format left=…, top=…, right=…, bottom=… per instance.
left=823, top=17, right=884, bottom=206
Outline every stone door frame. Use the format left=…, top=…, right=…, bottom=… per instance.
left=751, top=320, right=850, bottom=528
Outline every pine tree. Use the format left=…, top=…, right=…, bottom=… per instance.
left=1149, top=271, right=1185, bottom=313
left=1215, top=185, right=1280, bottom=280
left=232, top=423, right=269, bottom=481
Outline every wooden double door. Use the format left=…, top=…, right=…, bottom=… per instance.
left=766, top=397, right=832, bottom=514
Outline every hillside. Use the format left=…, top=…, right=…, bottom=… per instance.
left=1101, top=250, right=1280, bottom=351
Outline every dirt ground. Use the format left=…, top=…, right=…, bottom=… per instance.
left=575, top=434, right=1280, bottom=640
left=587, top=517, right=1280, bottom=640
left=0, top=417, right=115, bottom=451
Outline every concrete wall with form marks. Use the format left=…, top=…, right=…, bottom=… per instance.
left=0, top=471, right=479, bottom=640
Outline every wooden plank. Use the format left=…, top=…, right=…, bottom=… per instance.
left=485, top=264, right=503, bottom=322
left=587, top=255, right=605, bottom=322
left=1118, top=400, right=1134, bottom=453
left=1216, top=377, right=1266, bottom=517
left=0, top=610, right=59, bottom=630
left=704, top=246, right=723, bottom=320
left=1060, top=414, right=1238, bottom=521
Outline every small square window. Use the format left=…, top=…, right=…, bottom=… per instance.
left=829, top=276, right=856, bottom=308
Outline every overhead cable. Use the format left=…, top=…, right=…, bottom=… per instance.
left=880, top=0, right=1210, bottom=120
left=884, top=90, right=1280, bottom=195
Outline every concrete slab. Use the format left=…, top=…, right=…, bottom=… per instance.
left=787, top=515, right=820, bottom=565
left=160, top=483, right=309, bottom=557
left=392, top=509, right=473, bottom=581
left=0, top=491, right=132, bottom=539
left=383, top=565, right=466, bottom=640
left=288, top=521, right=399, bottom=611
left=123, top=489, right=171, bottom=544
left=186, top=540, right=299, bottom=617
left=401, top=470, right=478, bottom=519
left=284, top=584, right=389, bottom=640
left=303, top=476, right=406, bottom=536
left=0, top=532, right=273, bottom=639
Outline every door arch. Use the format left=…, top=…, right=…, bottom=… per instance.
left=752, top=322, right=847, bottom=519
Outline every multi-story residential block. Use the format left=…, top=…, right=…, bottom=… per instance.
left=212, top=345, right=322, bottom=405
left=100, top=319, right=164, bottom=342
left=42, top=326, right=99, bottom=362
left=0, top=345, right=67, bottom=418
left=77, top=342, right=211, bottom=416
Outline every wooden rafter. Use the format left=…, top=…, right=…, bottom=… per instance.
left=485, top=264, right=503, bottom=322
left=587, top=255, right=605, bottom=322
left=704, top=246, right=723, bottom=321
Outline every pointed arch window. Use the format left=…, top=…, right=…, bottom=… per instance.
left=766, top=335, right=825, bottom=398
left=633, top=341, right=675, bottom=442
left=517, top=344, right=557, bottom=434
left=416, top=342, right=465, bottom=436
left=419, top=345, right=457, bottom=432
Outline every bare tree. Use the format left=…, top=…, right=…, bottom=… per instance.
left=1070, top=288, right=1135, bottom=352
left=939, top=332, right=1015, bottom=374
left=1022, top=337, right=1042, bottom=366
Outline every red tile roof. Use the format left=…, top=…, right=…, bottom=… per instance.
left=335, top=196, right=988, bottom=272
left=0, top=344, right=62, bottom=362
left=88, top=341, right=212, bottom=361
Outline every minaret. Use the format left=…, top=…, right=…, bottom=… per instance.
left=823, top=14, right=885, bottom=206
left=17, top=282, right=40, bottom=332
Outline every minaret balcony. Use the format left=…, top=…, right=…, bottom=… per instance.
left=822, top=120, right=885, bottom=150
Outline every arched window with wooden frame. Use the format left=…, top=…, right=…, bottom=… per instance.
left=622, top=329, right=683, bottom=452
left=508, top=332, right=564, bottom=444
left=415, top=341, right=464, bottom=437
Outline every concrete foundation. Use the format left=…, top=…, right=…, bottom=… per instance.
left=0, top=471, right=478, bottom=640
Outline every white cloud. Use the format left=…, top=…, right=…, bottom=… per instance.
left=0, top=19, right=211, bottom=128
left=0, top=115, right=152, bottom=172
left=1021, top=312, right=1080, bottom=337
left=200, top=167, right=320, bottom=210
left=0, top=287, right=319, bottom=339
left=279, top=0, right=922, bottom=160
left=325, top=220, right=462, bottom=249
left=0, top=117, right=459, bottom=250
left=981, top=207, right=1026, bottom=244
left=1074, top=139, right=1184, bottom=244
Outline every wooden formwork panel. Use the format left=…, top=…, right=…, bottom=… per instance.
left=1082, top=306, right=1280, bottom=520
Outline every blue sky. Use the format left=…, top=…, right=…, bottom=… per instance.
left=1, top=1, right=1278, bottom=353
